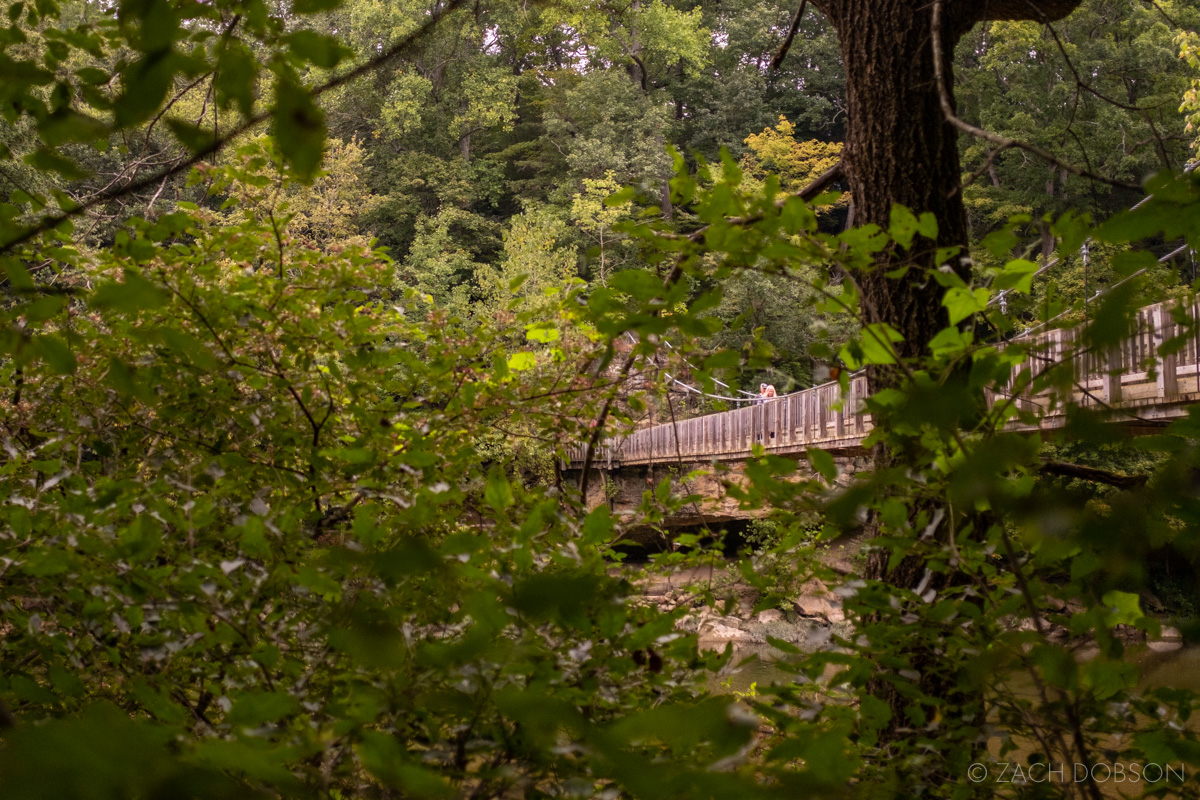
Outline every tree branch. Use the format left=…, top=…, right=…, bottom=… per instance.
left=959, top=142, right=1014, bottom=193
left=931, top=0, right=1140, bottom=192
left=1035, top=2, right=1167, bottom=114
left=976, top=0, right=1082, bottom=23
left=1039, top=459, right=1148, bottom=489
left=0, top=0, right=471, bottom=256
left=770, top=0, right=807, bottom=72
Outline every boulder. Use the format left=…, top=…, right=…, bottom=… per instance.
left=755, top=609, right=784, bottom=625
left=794, top=595, right=845, bottom=623
left=1159, top=625, right=1183, bottom=642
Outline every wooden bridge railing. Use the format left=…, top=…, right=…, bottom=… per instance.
left=567, top=299, right=1200, bottom=468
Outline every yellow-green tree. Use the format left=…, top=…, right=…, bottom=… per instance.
left=1180, top=31, right=1200, bottom=155
left=478, top=205, right=579, bottom=316
left=570, top=171, right=634, bottom=286
left=741, top=116, right=843, bottom=199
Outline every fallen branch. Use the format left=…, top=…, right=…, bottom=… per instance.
left=1039, top=459, right=1148, bottom=489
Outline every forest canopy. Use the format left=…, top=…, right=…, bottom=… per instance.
left=3, top=0, right=1200, bottom=797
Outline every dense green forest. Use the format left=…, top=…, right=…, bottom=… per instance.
left=4, top=0, right=1200, bottom=797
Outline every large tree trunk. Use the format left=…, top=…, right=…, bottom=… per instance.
left=807, top=0, right=1085, bottom=745
left=815, top=7, right=976, bottom=755
left=808, top=0, right=1084, bottom=396
left=819, top=2, right=977, bottom=606
left=833, top=2, right=972, bottom=361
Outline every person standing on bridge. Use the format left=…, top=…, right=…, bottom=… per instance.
left=758, top=383, right=777, bottom=405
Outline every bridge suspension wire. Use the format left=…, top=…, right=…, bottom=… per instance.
left=1018, top=242, right=1195, bottom=340
left=623, top=331, right=757, bottom=404
left=622, top=165, right=1196, bottom=406
left=990, top=162, right=1197, bottom=312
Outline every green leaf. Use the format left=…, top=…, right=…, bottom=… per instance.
left=916, top=211, right=937, bottom=239
left=23, top=294, right=64, bottom=322
left=0, top=257, right=34, bottom=288
left=993, top=258, right=1038, bottom=294
left=524, top=324, right=560, bottom=343
left=285, top=30, right=350, bottom=68
left=807, top=448, right=836, bottom=483
left=47, top=665, right=86, bottom=699
left=34, top=334, right=76, bottom=374
left=24, top=147, right=89, bottom=180
left=130, top=679, right=186, bottom=723
left=226, top=691, right=300, bottom=727
left=510, top=571, right=606, bottom=623
left=357, top=732, right=454, bottom=798
left=927, top=326, right=973, bottom=357
left=702, top=349, right=739, bottom=370
left=38, top=108, right=107, bottom=147
left=484, top=466, right=513, bottom=512
left=718, top=146, right=741, bottom=186
left=840, top=323, right=903, bottom=368
left=581, top=504, right=614, bottom=544
left=981, top=227, right=1018, bottom=258
left=1110, top=249, right=1157, bottom=278
left=119, top=0, right=181, bottom=52
left=165, top=117, right=216, bottom=154
left=10, top=674, right=58, bottom=704
left=507, top=351, right=536, bottom=371
left=191, top=738, right=298, bottom=785
left=609, top=269, right=664, bottom=300
left=1083, top=658, right=1137, bottom=700
left=765, top=635, right=802, bottom=654
left=1084, top=280, right=1137, bottom=351
left=92, top=268, right=169, bottom=312
left=888, top=205, right=920, bottom=249
left=74, top=66, right=110, bottom=85
left=272, top=77, right=326, bottom=181
left=295, top=565, right=342, bottom=600
left=0, top=703, right=226, bottom=798
left=942, top=286, right=990, bottom=325
left=293, top=0, right=341, bottom=12
left=113, top=52, right=175, bottom=128
left=1052, top=209, right=1091, bottom=254
left=215, top=44, right=257, bottom=115
left=1101, top=590, right=1143, bottom=626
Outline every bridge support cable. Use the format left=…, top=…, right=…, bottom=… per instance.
left=576, top=167, right=1199, bottom=467
left=570, top=298, right=1200, bottom=469
left=991, top=162, right=1197, bottom=314
left=1018, top=242, right=1195, bottom=340
left=622, top=331, right=756, bottom=404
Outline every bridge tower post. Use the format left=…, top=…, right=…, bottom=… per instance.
left=853, top=374, right=866, bottom=433
left=817, top=387, right=828, bottom=440
left=1052, top=327, right=1076, bottom=409
left=835, top=383, right=846, bottom=438
left=1102, top=344, right=1123, bottom=405
left=1155, top=304, right=1179, bottom=401
left=787, top=393, right=797, bottom=446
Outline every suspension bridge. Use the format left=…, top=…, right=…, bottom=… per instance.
left=566, top=299, right=1200, bottom=470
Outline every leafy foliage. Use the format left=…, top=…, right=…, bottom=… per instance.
left=5, top=0, right=1200, bottom=798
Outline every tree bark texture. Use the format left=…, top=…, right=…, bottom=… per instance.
left=830, top=1, right=972, bottom=360
left=809, top=0, right=1081, bottom=359
left=801, top=0, right=1085, bottom=746
left=799, top=0, right=1084, bottom=552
